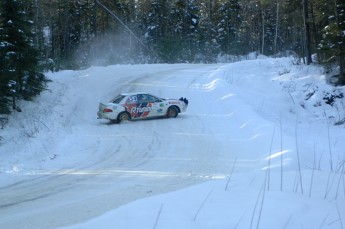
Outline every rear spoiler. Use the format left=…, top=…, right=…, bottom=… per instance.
left=179, top=97, right=189, bottom=105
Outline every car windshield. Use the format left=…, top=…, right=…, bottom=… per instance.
left=110, top=95, right=125, bottom=104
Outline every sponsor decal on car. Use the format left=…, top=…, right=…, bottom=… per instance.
left=131, top=106, right=152, bottom=113
left=125, top=102, right=153, bottom=118
left=168, top=101, right=180, bottom=105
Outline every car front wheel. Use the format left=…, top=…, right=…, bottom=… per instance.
left=167, top=106, right=178, bottom=118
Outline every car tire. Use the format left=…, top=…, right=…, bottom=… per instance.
left=167, top=106, right=178, bottom=118
left=117, top=112, right=131, bottom=123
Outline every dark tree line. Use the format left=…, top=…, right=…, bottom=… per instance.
left=35, top=0, right=345, bottom=72
left=0, top=0, right=345, bottom=114
left=0, top=0, right=47, bottom=114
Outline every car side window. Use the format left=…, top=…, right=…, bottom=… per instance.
left=138, top=94, right=156, bottom=103
left=148, top=94, right=161, bottom=102
left=137, top=94, right=147, bottom=103
left=127, top=95, right=137, bottom=104
left=111, top=95, right=126, bottom=104
left=152, top=95, right=162, bottom=102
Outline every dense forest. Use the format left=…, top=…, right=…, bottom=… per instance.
left=0, top=0, right=344, bottom=114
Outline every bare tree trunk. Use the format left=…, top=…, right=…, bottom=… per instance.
left=303, top=0, right=312, bottom=64
left=334, top=0, right=345, bottom=84
left=261, top=9, right=265, bottom=55
left=93, top=0, right=98, bottom=37
left=274, top=1, right=279, bottom=54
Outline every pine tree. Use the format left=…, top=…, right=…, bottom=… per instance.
left=279, top=0, right=304, bottom=57
left=0, top=0, right=47, bottom=114
left=318, top=0, right=345, bottom=84
left=184, top=0, right=200, bottom=61
left=236, top=0, right=263, bottom=55
left=198, top=1, right=219, bottom=62
left=335, top=0, right=345, bottom=84
left=215, top=0, right=241, bottom=55
left=157, top=0, right=199, bottom=62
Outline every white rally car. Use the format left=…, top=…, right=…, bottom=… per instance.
left=97, top=92, right=188, bottom=123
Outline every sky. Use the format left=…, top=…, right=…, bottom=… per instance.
left=0, top=56, right=344, bottom=229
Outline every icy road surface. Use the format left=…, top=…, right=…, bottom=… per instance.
left=0, top=64, right=271, bottom=229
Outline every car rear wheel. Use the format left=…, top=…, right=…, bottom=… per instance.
left=117, top=112, right=131, bottom=123
left=167, top=106, right=178, bottom=118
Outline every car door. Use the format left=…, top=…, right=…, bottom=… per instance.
left=148, top=94, right=166, bottom=116
left=125, top=94, right=139, bottom=118
left=136, top=93, right=163, bottom=118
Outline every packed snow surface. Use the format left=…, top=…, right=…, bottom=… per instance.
left=0, top=57, right=344, bottom=229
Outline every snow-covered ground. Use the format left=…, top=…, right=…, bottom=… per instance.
left=0, top=57, right=344, bottom=229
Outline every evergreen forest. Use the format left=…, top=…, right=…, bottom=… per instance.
left=0, top=0, right=344, bottom=114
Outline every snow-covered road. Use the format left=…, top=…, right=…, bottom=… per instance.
left=0, top=64, right=261, bottom=228
left=1, top=59, right=344, bottom=229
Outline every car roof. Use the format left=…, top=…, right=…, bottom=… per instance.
left=121, top=92, right=149, bottom=96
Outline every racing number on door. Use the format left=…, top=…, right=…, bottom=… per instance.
left=126, top=94, right=161, bottom=118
